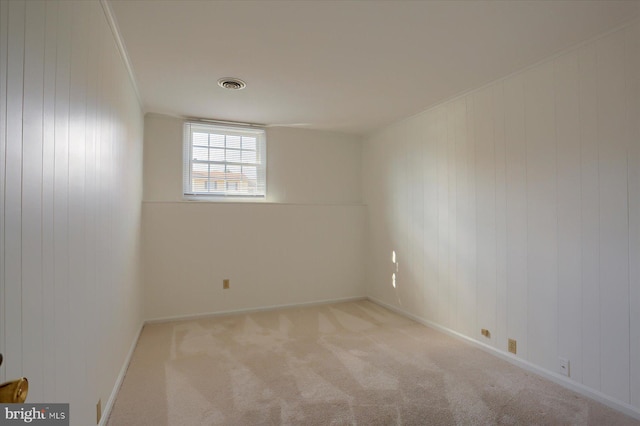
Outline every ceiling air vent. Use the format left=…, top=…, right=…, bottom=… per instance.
left=217, top=78, right=246, bottom=90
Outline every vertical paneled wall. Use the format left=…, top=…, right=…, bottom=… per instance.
left=0, top=1, right=144, bottom=425
left=363, top=21, right=640, bottom=411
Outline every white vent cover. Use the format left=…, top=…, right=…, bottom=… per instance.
left=217, top=78, right=246, bottom=90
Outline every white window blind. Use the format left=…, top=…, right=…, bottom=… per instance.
left=183, top=123, right=266, bottom=198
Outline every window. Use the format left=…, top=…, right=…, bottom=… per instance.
left=183, top=122, right=266, bottom=199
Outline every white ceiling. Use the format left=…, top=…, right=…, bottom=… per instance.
left=109, top=0, right=639, bottom=135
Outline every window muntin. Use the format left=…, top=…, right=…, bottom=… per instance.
left=183, top=123, right=266, bottom=198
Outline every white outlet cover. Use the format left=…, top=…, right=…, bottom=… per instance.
left=559, top=357, right=570, bottom=377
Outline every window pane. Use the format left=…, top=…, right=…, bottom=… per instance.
left=192, top=162, right=208, bottom=174
left=226, top=164, right=241, bottom=176
left=193, top=132, right=209, bottom=146
left=226, top=149, right=241, bottom=163
left=241, top=150, right=256, bottom=164
left=210, top=134, right=225, bottom=148
left=226, top=165, right=241, bottom=193
left=242, top=137, right=256, bottom=150
left=242, top=166, right=257, bottom=181
left=211, top=148, right=225, bottom=162
left=227, top=135, right=241, bottom=149
left=211, top=164, right=225, bottom=174
left=192, top=163, right=208, bottom=192
left=192, top=178, right=207, bottom=192
left=210, top=164, right=225, bottom=191
left=193, top=146, right=208, bottom=161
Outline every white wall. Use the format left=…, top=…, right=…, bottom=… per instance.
left=363, top=21, right=640, bottom=413
left=0, top=1, right=144, bottom=425
left=264, top=127, right=362, bottom=205
left=143, top=114, right=365, bottom=320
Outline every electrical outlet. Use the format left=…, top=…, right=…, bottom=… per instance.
left=481, top=329, right=491, bottom=338
left=97, top=399, right=102, bottom=424
left=223, top=279, right=230, bottom=289
left=508, top=338, right=517, bottom=354
left=559, top=357, right=570, bottom=377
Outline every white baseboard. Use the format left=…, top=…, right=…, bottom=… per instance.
left=145, top=295, right=367, bottom=324
left=100, top=321, right=145, bottom=426
left=367, top=296, right=640, bottom=422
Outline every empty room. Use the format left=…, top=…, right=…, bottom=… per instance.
left=1, top=0, right=639, bottom=425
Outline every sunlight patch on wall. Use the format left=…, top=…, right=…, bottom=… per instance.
left=391, top=250, right=398, bottom=288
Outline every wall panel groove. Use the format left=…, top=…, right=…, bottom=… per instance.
left=0, top=0, right=9, bottom=384
left=626, top=20, right=640, bottom=410
left=596, top=30, right=630, bottom=403
left=4, top=0, right=26, bottom=380
left=22, top=0, right=46, bottom=402
left=555, top=50, right=583, bottom=382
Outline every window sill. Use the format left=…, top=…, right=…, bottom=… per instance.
left=182, top=194, right=267, bottom=203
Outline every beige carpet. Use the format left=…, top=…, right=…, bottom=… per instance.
left=107, top=300, right=639, bottom=425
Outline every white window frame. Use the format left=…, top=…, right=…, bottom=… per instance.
left=183, top=122, right=267, bottom=200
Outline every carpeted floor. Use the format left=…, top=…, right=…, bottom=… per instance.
left=107, top=300, right=639, bottom=425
